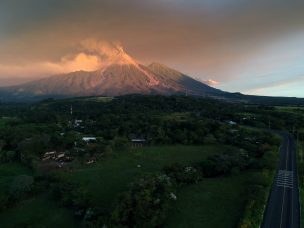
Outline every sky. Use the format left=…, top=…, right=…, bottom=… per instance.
left=0, top=0, right=304, bottom=97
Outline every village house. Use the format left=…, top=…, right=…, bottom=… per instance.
left=82, top=137, right=97, bottom=144
left=72, top=119, right=84, bottom=128
left=42, top=151, right=56, bottom=161
left=56, top=153, right=65, bottom=160
left=42, top=151, right=72, bottom=162
left=227, top=120, right=237, bottom=126
left=131, top=138, right=146, bottom=147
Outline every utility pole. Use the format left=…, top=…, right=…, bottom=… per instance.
left=70, top=105, right=73, bottom=116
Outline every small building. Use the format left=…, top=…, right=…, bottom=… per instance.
left=57, top=153, right=65, bottom=160
left=42, top=151, right=56, bottom=161
left=227, top=120, right=237, bottom=126
left=82, top=137, right=97, bottom=143
left=42, top=151, right=69, bottom=162
left=131, top=138, right=146, bottom=147
left=44, top=151, right=56, bottom=156
left=74, top=119, right=83, bottom=127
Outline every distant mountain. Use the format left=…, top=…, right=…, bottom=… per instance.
left=0, top=46, right=225, bottom=100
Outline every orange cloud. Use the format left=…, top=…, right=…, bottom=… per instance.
left=0, top=40, right=124, bottom=78
left=59, top=52, right=102, bottom=72
left=0, top=52, right=101, bottom=78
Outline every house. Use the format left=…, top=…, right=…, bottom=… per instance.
left=74, top=119, right=83, bottom=127
left=82, top=137, right=97, bottom=143
left=75, top=119, right=83, bottom=124
left=227, top=120, right=237, bottom=126
left=44, top=151, right=56, bottom=156
left=57, top=153, right=65, bottom=160
left=42, top=151, right=56, bottom=161
left=131, top=138, right=146, bottom=147
left=42, top=151, right=69, bottom=162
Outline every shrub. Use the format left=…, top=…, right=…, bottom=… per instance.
left=110, top=174, right=174, bottom=227
left=9, top=175, right=34, bottom=200
left=162, top=163, right=201, bottom=184
left=199, top=152, right=250, bottom=177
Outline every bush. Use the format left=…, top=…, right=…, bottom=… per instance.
left=199, top=152, right=250, bottom=177
left=162, top=163, right=201, bottom=184
left=110, top=174, right=174, bottom=227
left=203, top=134, right=217, bottom=144
left=9, top=175, right=34, bottom=200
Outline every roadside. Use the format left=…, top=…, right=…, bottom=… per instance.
left=296, top=136, right=304, bottom=227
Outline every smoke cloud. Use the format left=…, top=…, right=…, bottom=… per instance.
left=0, top=39, right=125, bottom=78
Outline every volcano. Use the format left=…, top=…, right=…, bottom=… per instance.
left=1, top=45, right=225, bottom=99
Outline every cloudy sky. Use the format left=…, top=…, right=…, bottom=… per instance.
left=0, top=0, right=304, bottom=97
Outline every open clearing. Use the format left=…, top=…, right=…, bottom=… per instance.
left=60, top=145, right=229, bottom=210
left=165, top=173, right=254, bottom=228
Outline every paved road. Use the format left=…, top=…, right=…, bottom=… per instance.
left=262, top=132, right=300, bottom=228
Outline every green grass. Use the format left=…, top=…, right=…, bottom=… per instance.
left=60, top=145, right=227, bottom=210
left=297, top=141, right=304, bottom=228
left=0, top=163, right=32, bottom=195
left=84, top=96, right=113, bottom=102
left=0, top=193, right=77, bottom=228
left=0, top=145, right=274, bottom=227
left=0, top=117, right=15, bottom=128
left=165, top=173, right=253, bottom=228
left=0, top=163, right=77, bottom=227
left=275, top=106, right=304, bottom=114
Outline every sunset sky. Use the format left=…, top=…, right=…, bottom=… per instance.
left=0, top=0, right=304, bottom=97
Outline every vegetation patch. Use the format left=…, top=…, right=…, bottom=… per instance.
left=0, top=193, right=77, bottom=227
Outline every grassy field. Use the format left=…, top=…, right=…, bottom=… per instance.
left=165, top=174, right=251, bottom=228
left=297, top=140, right=304, bottom=227
left=0, top=193, right=77, bottom=228
left=0, top=117, right=15, bottom=128
left=60, top=145, right=228, bottom=210
left=0, top=163, right=33, bottom=196
left=0, top=145, right=271, bottom=227
left=0, top=163, right=77, bottom=227
left=275, top=106, right=304, bottom=114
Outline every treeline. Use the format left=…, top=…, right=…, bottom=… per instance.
left=0, top=95, right=297, bottom=171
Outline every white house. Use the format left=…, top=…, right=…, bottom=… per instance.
left=57, top=153, right=65, bottom=159
left=227, top=120, right=237, bottom=126
left=82, top=137, right=97, bottom=143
